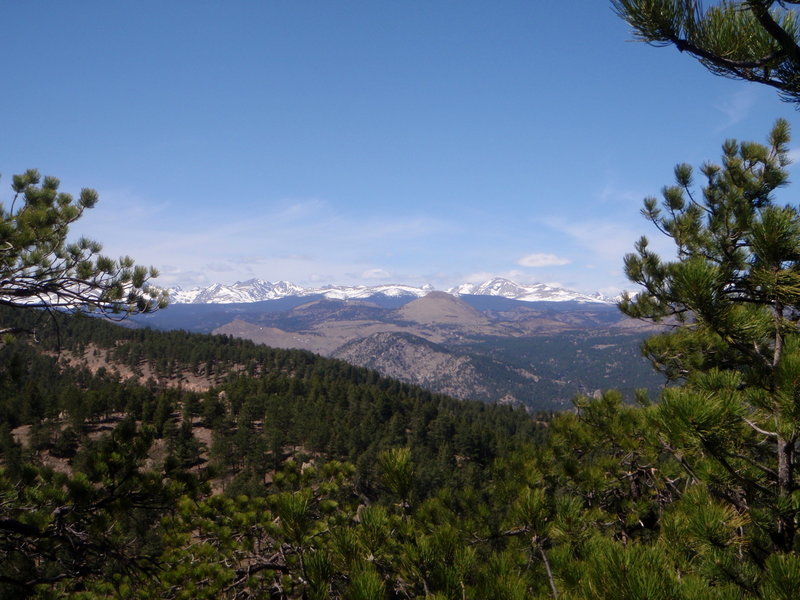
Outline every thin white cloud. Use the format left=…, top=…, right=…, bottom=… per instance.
left=787, top=148, right=800, bottom=167
left=71, top=195, right=459, bottom=288
left=596, top=179, right=644, bottom=206
left=362, top=268, right=391, bottom=280
left=156, top=267, right=214, bottom=288
left=203, top=262, right=237, bottom=273
left=714, top=88, right=758, bottom=131
left=517, top=253, right=571, bottom=267
left=543, top=216, right=674, bottom=264
left=272, top=199, right=327, bottom=222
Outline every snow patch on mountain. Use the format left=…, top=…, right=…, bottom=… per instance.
left=167, top=277, right=615, bottom=305
left=312, top=283, right=434, bottom=300
left=169, top=279, right=305, bottom=304
left=168, top=280, right=433, bottom=304
left=447, top=278, right=615, bottom=304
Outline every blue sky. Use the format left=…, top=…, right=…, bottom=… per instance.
left=2, top=1, right=798, bottom=295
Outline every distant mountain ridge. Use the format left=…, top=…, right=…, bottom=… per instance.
left=207, top=291, right=662, bottom=408
left=169, top=277, right=615, bottom=305
left=450, top=279, right=614, bottom=304
left=133, top=283, right=659, bottom=410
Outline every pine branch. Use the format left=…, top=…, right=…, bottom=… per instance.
left=746, top=1, right=800, bottom=66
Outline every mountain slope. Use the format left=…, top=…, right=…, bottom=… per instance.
left=331, top=331, right=540, bottom=405
left=394, top=291, right=492, bottom=328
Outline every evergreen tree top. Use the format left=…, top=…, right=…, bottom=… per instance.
left=0, top=169, right=167, bottom=336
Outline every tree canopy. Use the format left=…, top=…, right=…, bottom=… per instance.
left=0, top=169, right=166, bottom=334
left=5, top=300, right=800, bottom=598
left=620, top=119, right=800, bottom=551
left=613, top=0, right=800, bottom=103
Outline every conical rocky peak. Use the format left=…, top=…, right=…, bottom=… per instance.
left=395, top=291, right=490, bottom=326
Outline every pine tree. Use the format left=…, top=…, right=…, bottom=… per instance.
left=613, top=1, right=800, bottom=104
left=620, top=119, right=800, bottom=551
left=0, top=169, right=166, bottom=337
left=0, top=418, right=181, bottom=597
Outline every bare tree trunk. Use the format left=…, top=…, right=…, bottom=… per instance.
left=772, top=302, right=795, bottom=550
left=535, top=538, right=558, bottom=599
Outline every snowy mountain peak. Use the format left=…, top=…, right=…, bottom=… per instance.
left=447, top=278, right=614, bottom=304
left=314, top=283, right=432, bottom=300
left=448, top=277, right=529, bottom=297
left=167, top=278, right=615, bottom=305
left=168, top=279, right=306, bottom=304
left=167, top=280, right=432, bottom=304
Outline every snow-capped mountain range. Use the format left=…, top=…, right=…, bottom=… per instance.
left=449, top=279, right=614, bottom=304
left=168, top=278, right=616, bottom=305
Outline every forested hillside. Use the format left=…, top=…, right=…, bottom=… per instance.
left=0, top=307, right=546, bottom=598
left=1, top=296, right=799, bottom=598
